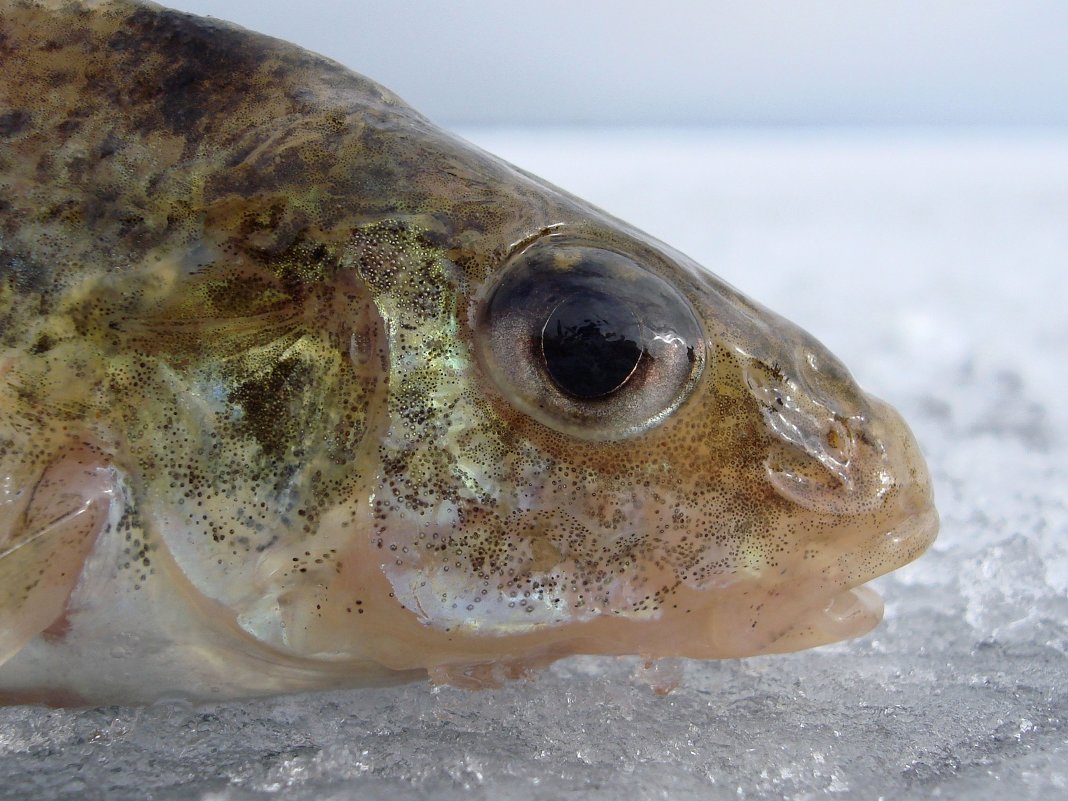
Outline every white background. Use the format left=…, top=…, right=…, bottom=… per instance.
left=163, top=0, right=1067, bottom=127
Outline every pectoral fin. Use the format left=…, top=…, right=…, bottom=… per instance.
left=0, top=447, right=117, bottom=666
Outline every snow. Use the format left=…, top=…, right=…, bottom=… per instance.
left=1, top=129, right=1066, bottom=800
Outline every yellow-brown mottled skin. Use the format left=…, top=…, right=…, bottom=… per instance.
left=0, top=0, right=937, bottom=705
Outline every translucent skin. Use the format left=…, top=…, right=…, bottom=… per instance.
left=0, top=0, right=937, bottom=705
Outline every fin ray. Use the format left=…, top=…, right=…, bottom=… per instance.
left=0, top=448, right=116, bottom=666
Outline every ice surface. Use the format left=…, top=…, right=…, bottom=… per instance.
left=1, top=131, right=1066, bottom=800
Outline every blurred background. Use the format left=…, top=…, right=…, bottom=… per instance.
left=164, top=0, right=1067, bottom=128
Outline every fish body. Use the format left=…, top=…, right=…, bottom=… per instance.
left=0, top=0, right=937, bottom=705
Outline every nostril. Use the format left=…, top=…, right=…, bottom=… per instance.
left=824, top=419, right=853, bottom=464
left=824, top=420, right=850, bottom=457
left=826, top=426, right=842, bottom=451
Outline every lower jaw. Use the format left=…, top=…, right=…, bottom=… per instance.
left=757, top=583, right=885, bottom=655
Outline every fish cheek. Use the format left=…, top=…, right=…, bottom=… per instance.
left=260, top=342, right=857, bottom=671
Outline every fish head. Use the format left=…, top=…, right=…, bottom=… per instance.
left=295, top=205, right=938, bottom=675
left=462, top=228, right=937, bottom=658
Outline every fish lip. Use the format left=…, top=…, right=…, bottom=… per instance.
left=758, top=502, right=939, bottom=655
left=874, top=490, right=940, bottom=574
left=841, top=496, right=939, bottom=600
left=841, top=499, right=935, bottom=606
left=831, top=500, right=940, bottom=621
left=900, top=499, right=940, bottom=547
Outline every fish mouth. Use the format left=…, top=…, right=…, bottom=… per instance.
left=760, top=503, right=940, bottom=654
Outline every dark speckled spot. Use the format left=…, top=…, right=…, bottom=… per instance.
left=108, top=8, right=265, bottom=139
left=0, top=250, right=48, bottom=297
left=230, top=358, right=312, bottom=458
left=0, top=109, right=29, bottom=138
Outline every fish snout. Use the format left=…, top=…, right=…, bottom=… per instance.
left=853, top=394, right=939, bottom=566
left=744, top=349, right=937, bottom=545
left=699, top=369, right=938, bottom=657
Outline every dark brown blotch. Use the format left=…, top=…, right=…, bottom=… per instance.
left=0, top=109, right=29, bottom=138
left=229, top=357, right=313, bottom=459
left=107, top=7, right=266, bottom=140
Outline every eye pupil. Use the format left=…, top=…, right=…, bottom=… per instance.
left=541, top=290, right=643, bottom=399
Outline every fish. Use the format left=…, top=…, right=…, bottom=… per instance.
left=0, top=0, right=938, bottom=706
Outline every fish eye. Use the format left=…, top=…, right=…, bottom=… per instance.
left=477, top=237, right=705, bottom=440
